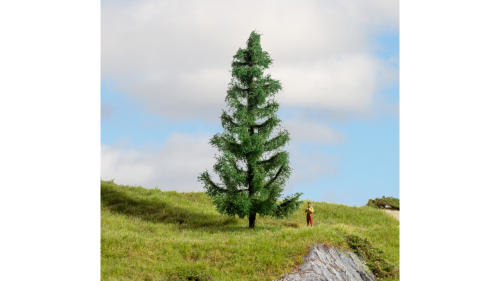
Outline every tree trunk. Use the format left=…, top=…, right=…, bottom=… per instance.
left=249, top=213, right=256, bottom=228
left=248, top=74, right=256, bottom=230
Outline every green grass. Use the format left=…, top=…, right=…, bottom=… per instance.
left=346, top=235, right=399, bottom=278
left=101, top=180, right=399, bottom=281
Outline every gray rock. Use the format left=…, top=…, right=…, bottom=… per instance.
left=276, top=244, right=376, bottom=281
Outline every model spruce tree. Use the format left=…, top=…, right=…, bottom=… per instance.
left=198, top=31, right=302, bottom=228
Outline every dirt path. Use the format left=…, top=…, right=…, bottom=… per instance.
left=384, top=209, right=399, bottom=220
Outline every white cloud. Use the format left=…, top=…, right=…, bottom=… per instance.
left=286, top=143, right=337, bottom=190
left=101, top=133, right=218, bottom=191
left=101, top=130, right=339, bottom=192
left=275, top=54, right=392, bottom=114
left=102, top=0, right=399, bottom=121
left=283, top=119, right=345, bottom=144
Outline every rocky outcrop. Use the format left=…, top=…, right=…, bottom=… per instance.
left=277, top=244, right=376, bottom=281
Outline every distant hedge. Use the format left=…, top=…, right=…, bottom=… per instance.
left=366, top=196, right=399, bottom=210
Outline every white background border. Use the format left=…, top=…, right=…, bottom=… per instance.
left=1, top=0, right=499, bottom=280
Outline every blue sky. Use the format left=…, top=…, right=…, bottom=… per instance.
left=101, top=0, right=399, bottom=206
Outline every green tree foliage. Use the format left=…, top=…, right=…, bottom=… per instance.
left=198, top=31, right=302, bottom=228
left=366, top=196, right=400, bottom=210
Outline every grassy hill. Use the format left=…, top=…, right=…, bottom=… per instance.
left=101, top=180, right=399, bottom=281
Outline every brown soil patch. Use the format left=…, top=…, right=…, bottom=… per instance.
left=384, top=209, right=399, bottom=220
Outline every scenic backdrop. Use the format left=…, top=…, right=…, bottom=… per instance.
left=101, top=0, right=399, bottom=206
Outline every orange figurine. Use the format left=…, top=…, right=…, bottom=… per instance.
left=305, top=202, right=314, bottom=227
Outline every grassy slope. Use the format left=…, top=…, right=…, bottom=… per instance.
left=101, top=180, right=399, bottom=281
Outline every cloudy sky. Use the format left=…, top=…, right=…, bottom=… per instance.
left=101, top=0, right=399, bottom=206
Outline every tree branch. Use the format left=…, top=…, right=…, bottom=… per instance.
left=198, top=171, right=227, bottom=196
left=221, top=113, right=239, bottom=130
left=252, top=118, right=271, bottom=129
left=262, top=166, right=284, bottom=190
left=230, top=159, right=246, bottom=174
left=263, top=131, right=289, bottom=152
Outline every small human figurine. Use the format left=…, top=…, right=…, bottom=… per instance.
left=305, top=202, right=314, bottom=227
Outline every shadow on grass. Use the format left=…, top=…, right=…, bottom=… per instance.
left=101, top=182, right=303, bottom=232
left=101, top=183, right=239, bottom=229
